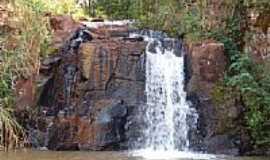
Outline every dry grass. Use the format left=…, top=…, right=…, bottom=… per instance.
left=0, top=0, right=52, bottom=149
left=0, top=0, right=85, bottom=150
left=0, top=107, right=24, bottom=150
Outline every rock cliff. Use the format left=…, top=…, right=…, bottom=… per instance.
left=15, top=16, right=252, bottom=155
left=24, top=16, right=146, bottom=150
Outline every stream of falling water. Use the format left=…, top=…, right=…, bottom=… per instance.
left=144, top=41, right=193, bottom=151
left=132, top=31, right=197, bottom=151
left=82, top=21, right=216, bottom=159
left=129, top=31, right=216, bottom=159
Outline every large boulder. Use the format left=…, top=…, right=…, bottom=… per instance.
left=186, top=41, right=249, bottom=155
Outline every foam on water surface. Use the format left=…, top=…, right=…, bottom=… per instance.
left=131, top=150, right=219, bottom=160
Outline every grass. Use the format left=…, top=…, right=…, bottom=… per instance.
left=0, top=0, right=54, bottom=149
left=22, top=0, right=86, bottom=19
left=0, top=0, right=87, bottom=150
left=0, top=107, right=24, bottom=150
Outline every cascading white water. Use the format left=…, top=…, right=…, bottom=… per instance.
left=145, top=40, right=197, bottom=152
left=80, top=21, right=216, bottom=159
left=144, top=40, right=192, bottom=151
left=129, top=31, right=218, bottom=160
left=130, top=31, right=198, bottom=153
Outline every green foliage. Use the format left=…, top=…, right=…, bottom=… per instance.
left=92, top=0, right=157, bottom=20
left=208, top=1, right=270, bottom=147
left=142, top=0, right=203, bottom=40
left=0, top=0, right=54, bottom=149
left=22, top=0, right=86, bottom=19
left=91, top=0, right=203, bottom=39
left=94, top=0, right=135, bottom=19
left=225, top=63, right=270, bottom=146
left=0, top=50, right=25, bottom=149
left=0, top=0, right=88, bottom=150
left=211, top=82, right=240, bottom=107
left=0, top=107, right=24, bottom=150
left=178, top=8, right=203, bottom=40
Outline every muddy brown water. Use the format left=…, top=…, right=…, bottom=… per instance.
left=0, top=150, right=268, bottom=160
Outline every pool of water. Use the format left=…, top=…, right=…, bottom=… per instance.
left=0, top=150, right=268, bottom=160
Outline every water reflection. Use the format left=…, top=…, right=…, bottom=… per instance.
left=0, top=150, right=268, bottom=160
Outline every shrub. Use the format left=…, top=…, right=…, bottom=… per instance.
left=0, top=0, right=53, bottom=149
left=209, top=6, right=270, bottom=147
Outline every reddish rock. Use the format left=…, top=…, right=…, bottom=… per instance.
left=34, top=24, right=146, bottom=150
left=186, top=41, right=248, bottom=155
left=49, top=15, right=82, bottom=48
left=79, top=43, right=95, bottom=79
left=15, top=78, right=36, bottom=111
left=187, top=41, right=226, bottom=95
left=78, top=39, right=145, bottom=91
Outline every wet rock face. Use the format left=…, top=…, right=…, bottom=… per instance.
left=186, top=41, right=249, bottom=155
left=147, top=39, right=183, bottom=57
left=34, top=22, right=146, bottom=150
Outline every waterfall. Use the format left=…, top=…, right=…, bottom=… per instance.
left=130, top=30, right=198, bottom=152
